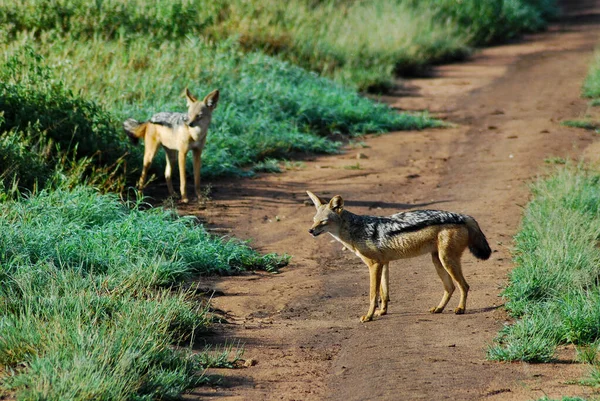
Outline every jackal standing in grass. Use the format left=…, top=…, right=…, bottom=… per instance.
left=306, top=191, right=491, bottom=322
left=123, top=88, right=219, bottom=203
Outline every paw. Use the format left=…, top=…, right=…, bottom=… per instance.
left=429, top=306, right=444, bottom=314
left=454, top=307, right=465, bottom=315
left=374, top=309, right=387, bottom=317
left=180, top=197, right=190, bottom=204
left=360, top=315, right=373, bottom=323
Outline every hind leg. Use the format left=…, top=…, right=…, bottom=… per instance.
left=429, top=252, right=455, bottom=313
left=139, top=135, right=160, bottom=190
left=164, top=148, right=177, bottom=198
left=439, top=249, right=469, bottom=314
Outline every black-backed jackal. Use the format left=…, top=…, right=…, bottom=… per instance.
left=306, top=191, right=491, bottom=322
left=123, top=88, right=219, bottom=203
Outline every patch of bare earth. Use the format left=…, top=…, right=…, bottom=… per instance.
left=178, top=2, right=600, bottom=400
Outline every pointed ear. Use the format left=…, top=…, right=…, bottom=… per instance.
left=185, top=88, right=197, bottom=107
left=329, top=195, right=344, bottom=213
left=306, top=191, right=325, bottom=210
left=203, top=89, right=220, bottom=109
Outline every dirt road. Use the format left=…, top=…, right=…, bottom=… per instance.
left=183, top=2, right=600, bottom=399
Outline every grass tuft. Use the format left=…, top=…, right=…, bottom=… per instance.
left=561, top=120, right=600, bottom=130
left=583, top=50, right=600, bottom=99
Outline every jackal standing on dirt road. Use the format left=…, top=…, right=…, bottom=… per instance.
left=306, top=191, right=491, bottom=322
left=123, top=88, right=219, bottom=203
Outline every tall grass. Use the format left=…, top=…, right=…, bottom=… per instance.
left=0, top=0, right=556, bottom=189
left=0, top=0, right=559, bottom=91
left=488, top=164, right=600, bottom=373
left=0, top=40, right=439, bottom=192
left=0, top=46, right=130, bottom=192
left=0, top=185, right=287, bottom=399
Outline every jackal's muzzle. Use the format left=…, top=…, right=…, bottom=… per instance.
left=308, top=227, right=324, bottom=237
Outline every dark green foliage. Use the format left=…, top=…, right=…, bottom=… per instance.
left=0, top=126, right=52, bottom=192
left=407, top=0, right=557, bottom=45
left=0, top=47, right=126, bottom=165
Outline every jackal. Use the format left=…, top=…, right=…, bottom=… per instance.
left=123, top=88, right=219, bottom=203
left=306, top=191, right=491, bottom=322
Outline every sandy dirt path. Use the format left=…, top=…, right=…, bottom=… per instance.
left=180, top=2, right=600, bottom=400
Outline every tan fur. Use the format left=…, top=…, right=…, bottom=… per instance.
left=306, top=191, right=490, bottom=322
left=128, top=88, right=219, bottom=203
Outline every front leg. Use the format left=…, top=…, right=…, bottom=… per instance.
left=361, top=261, right=383, bottom=322
left=192, top=148, right=202, bottom=200
left=375, top=263, right=389, bottom=316
left=178, top=148, right=189, bottom=203
left=164, top=149, right=177, bottom=198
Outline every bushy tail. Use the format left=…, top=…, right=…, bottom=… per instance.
left=465, top=216, right=491, bottom=260
left=123, top=118, right=147, bottom=145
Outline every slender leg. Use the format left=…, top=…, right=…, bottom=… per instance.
left=439, top=250, right=469, bottom=314
left=375, top=263, right=390, bottom=316
left=361, top=261, right=383, bottom=322
left=192, top=148, right=202, bottom=200
left=164, top=149, right=177, bottom=197
left=429, top=252, right=455, bottom=313
left=139, top=138, right=160, bottom=191
left=178, top=148, right=189, bottom=203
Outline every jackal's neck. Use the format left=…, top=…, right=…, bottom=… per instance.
left=336, top=210, right=368, bottom=244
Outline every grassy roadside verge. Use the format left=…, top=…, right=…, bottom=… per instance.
left=0, top=185, right=288, bottom=399
left=1, top=0, right=558, bottom=189
left=0, top=42, right=440, bottom=193
left=0, top=0, right=558, bottom=91
left=487, top=164, right=600, bottom=385
left=490, top=37, right=600, bottom=401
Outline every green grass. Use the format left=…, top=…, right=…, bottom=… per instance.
left=0, top=0, right=557, bottom=190
left=0, top=1, right=560, bottom=398
left=0, top=0, right=558, bottom=91
left=581, top=45, right=600, bottom=143
left=499, top=45, right=600, bottom=401
left=0, top=40, right=440, bottom=193
left=583, top=50, right=600, bottom=100
left=488, top=164, right=600, bottom=372
left=0, top=185, right=287, bottom=399
left=561, top=120, right=600, bottom=130
left=536, top=398, right=588, bottom=401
